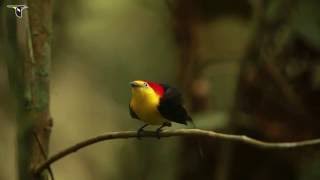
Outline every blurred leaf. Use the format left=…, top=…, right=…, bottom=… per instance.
left=292, top=0, right=320, bottom=48
left=194, top=111, right=230, bottom=130
left=300, top=156, right=320, bottom=180
left=266, top=0, right=285, bottom=21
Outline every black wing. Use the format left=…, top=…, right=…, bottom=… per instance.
left=129, top=104, right=139, bottom=119
left=157, top=84, right=191, bottom=125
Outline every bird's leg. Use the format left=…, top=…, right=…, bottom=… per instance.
left=156, top=122, right=171, bottom=139
left=137, top=124, right=149, bottom=139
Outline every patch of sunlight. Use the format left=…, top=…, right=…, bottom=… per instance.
left=51, top=60, right=126, bottom=179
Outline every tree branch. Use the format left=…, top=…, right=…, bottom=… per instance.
left=32, top=132, right=54, bottom=180
left=35, top=129, right=320, bottom=175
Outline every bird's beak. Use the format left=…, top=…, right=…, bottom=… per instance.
left=130, top=81, right=140, bottom=88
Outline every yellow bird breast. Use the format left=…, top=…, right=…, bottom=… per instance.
left=130, top=90, right=167, bottom=125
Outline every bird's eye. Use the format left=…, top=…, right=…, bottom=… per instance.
left=143, top=82, right=148, bottom=87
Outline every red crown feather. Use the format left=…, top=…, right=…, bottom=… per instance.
left=146, top=81, right=165, bottom=96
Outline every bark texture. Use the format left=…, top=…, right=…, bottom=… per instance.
left=5, top=0, right=53, bottom=179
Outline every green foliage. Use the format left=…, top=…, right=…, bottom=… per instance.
left=1, top=0, right=320, bottom=179
left=292, top=0, right=320, bottom=48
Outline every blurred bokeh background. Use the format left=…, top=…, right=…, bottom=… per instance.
left=1, top=0, right=320, bottom=179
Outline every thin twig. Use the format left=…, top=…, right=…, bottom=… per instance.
left=35, top=129, right=320, bottom=175
left=32, top=132, right=55, bottom=180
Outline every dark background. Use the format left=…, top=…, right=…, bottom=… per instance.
left=1, top=0, right=320, bottom=179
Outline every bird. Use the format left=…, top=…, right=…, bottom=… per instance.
left=129, top=80, right=192, bottom=138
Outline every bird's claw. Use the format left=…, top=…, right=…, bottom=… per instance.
left=137, top=124, right=148, bottom=139
left=156, top=128, right=162, bottom=139
left=137, top=129, right=144, bottom=139
left=155, top=122, right=171, bottom=139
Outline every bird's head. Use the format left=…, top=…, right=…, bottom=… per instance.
left=130, top=80, right=164, bottom=98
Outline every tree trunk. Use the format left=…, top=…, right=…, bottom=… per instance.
left=5, top=0, right=53, bottom=179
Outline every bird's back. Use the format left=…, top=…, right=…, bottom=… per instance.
left=157, top=84, right=191, bottom=125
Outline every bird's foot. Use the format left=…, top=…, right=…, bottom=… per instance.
left=165, top=122, right=172, bottom=127
left=137, top=124, right=148, bottom=139
left=155, top=122, right=171, bottom=139
left=155, top=128, right=162, bottom=139
left=137, top=129, right=144, bottom=139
